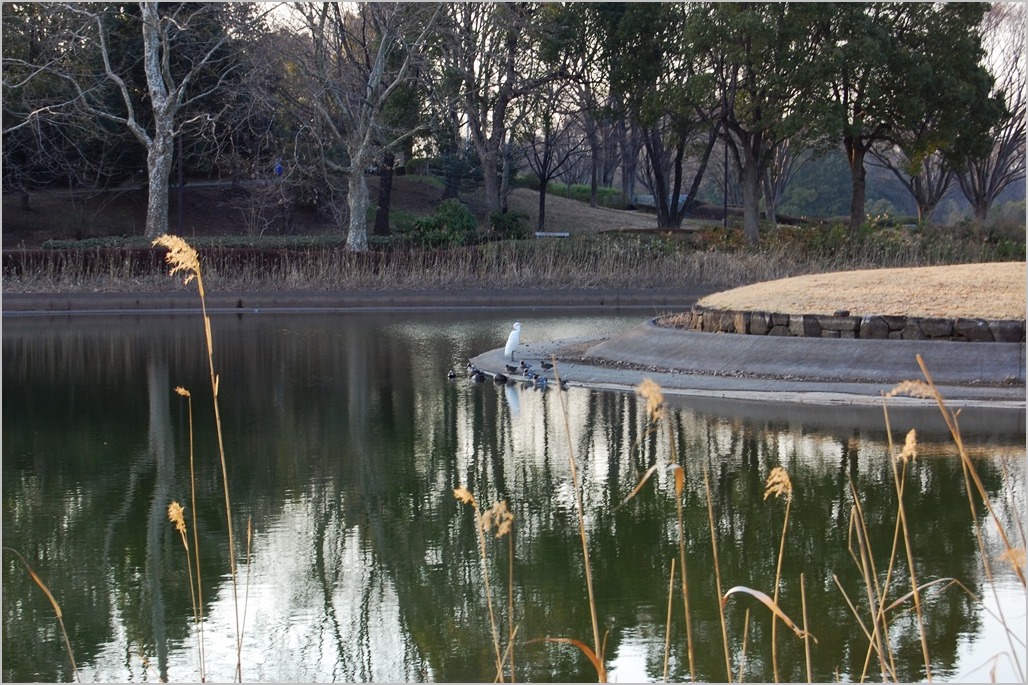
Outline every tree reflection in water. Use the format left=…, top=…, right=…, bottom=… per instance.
left=2, top=312, right=1024, bottom=682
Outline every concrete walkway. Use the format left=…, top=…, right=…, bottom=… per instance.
left=471, top=319, right=1026, bottom=411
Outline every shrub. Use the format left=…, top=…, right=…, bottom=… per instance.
left=404, top=198, right=478, bottom=248
left=490, top=211, right=530, bottom=240
left=404, top=157, right=434, bottom=176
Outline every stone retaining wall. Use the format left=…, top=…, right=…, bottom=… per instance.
left=669, top=305, right=1026, bottom=343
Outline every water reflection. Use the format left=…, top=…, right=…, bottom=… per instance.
left=3, top=312, right=1024, bottom=683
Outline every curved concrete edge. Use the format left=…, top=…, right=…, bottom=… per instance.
left=588, top=320, right=1026, bottom=386
left=470, top=321, right=1026, bottom=410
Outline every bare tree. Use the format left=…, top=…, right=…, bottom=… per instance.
left=2, top=3, right=259, bottom=238
left=431, top=4, right=563, bottom=219
left=516, top=82, right=587, bottom=230
left=870, top=145, right=953, bottom=223
left=957, top=2, right=1026, bottom=229
left=282, top=3, right=439, bottom=251
left=761, top=138, right=810, bottom=227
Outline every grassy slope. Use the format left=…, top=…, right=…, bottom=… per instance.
left=1, top=177, right=664, bottom=249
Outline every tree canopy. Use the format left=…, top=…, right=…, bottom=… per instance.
left=2, top=2, right=1019, bottom=248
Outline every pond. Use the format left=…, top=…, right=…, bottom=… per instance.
left=3, top=310, right=1025, bottom=683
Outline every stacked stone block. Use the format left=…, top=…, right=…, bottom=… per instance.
left=675, top=305, right=1026, bottom=343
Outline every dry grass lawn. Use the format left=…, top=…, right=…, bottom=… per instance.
left=697, top=262, right=1027, bottom=320
left=504, top=187, right=658, bottom=234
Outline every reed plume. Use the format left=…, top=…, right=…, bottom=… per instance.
left=154, top=234, right=243, bottom=680
left=764, top=466, right=793, bottom=682
left=173, top=385, right=206, bottom=679
left=454, top=487, right=514, bottom=682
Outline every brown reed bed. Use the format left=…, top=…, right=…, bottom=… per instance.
left=3, top=231, right=1020, bottom=295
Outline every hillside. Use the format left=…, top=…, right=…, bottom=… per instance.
left=1, top=176, right=658, bottom=249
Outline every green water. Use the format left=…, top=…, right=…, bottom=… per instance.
left=3, top=311, right=1024, bottom=682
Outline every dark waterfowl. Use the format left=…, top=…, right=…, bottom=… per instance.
left=540, top=360, right=554, bottom=370
left=493, top=373, right=509, bottom=384
left=447, top=369, right=457, bottom=380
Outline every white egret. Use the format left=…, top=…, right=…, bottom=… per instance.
left=504, top=322, right=521, bottom=361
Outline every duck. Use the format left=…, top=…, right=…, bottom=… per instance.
left=518, top=360, right=531, bottom=373
left=504, top=364, right=518, bottom=374
left=493, top=372, right=509, bottom=384
left=540, top=359, right=554, bottom=370
left=534, top=376, right=549, bottom=390
left=471, top=368, right=488, bottom=383
left=447, top=369, right=457, bottom=380
left=559, top=378, right=570, bottom=390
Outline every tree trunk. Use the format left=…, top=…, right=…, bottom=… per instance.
left=499, top=134, right=512, bottom=214
left=846, top=137, right=867, bottom=232
left=481, top=152, right=501, bottom=217
left=643, top=128, right=672, bottom=229
left=441, top=147, right=461, bottom=200
left=140, top=2, right=173, bottom=239
left=740, top=157, right=761, bottom=244
left=972, top=200, right=990, bottom=227
left=676, top=125, right=720, bottom=226
left=346, top=169, right=370, bottom=251
left=144, top=121, right=174, bottom=239
left=373, top=151, right=394, bottom=237
left=587, top=127, right=600, bottom=208
left=618, top=117, right=639, bottom=207
left=537, top=179, right=548, bottom=231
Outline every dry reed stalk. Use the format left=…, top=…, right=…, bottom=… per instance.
left=882, top=404, right=932, bottom=680
left=892, top=361, right=1026, bottom=682
left=738, top=607, right=751, bottom=683
left=552, top=360, right=606, bottom=682
left=832, top=573, right=878, bottom=650
left=4, top=547, right=80, bottom=682
left=663, top=557, right=676, bottom=683
left=800, top=573, right=812, bottom=683
left=704, top=468, right=733, bottom=682
left=454, top=488, right=513, bottom=682
left=174, top=386, right=206, bottom=680
left=910, top=357, right=1026, bottom=588
left=764, top=466, right=793, bottom=683
left=241, top=516, right=254, bottom=666
left=673, top=463, right=696, bottom=682
left=621, top=380, right=696, bottom=680
left=658, top=395, right=696, bottom=683
left=847, top=481, right=897, bottom=681
left=167, top=500, right=203, bottom=680
left=153, top=234, right=243, bottom=681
